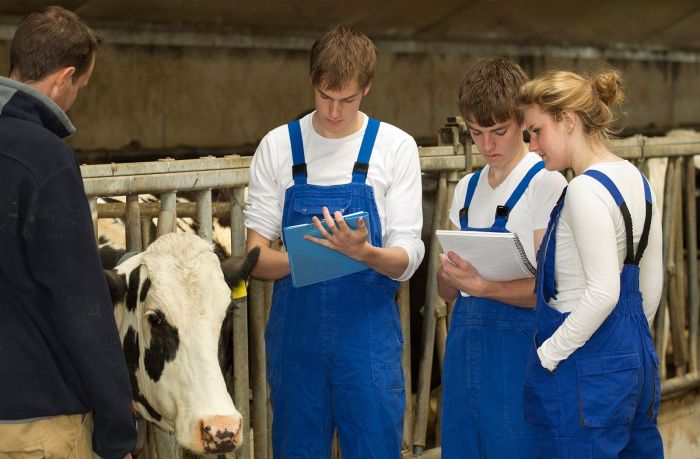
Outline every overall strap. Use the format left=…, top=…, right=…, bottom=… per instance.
left=634, top=172, right=653, bottom=264
left=287, top=119, right=307, bottom=185
left=583, top=169, right=640, bottom=265
left=537, top=187, right=568, bottom=303
left=494, top=161, right=545, bottom=229
left=459, top=169, right=482, bottom=230
left=351, top=117, right=381, bottom=184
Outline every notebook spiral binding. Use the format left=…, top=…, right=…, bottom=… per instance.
left=513, top=233, right=536, bottom=275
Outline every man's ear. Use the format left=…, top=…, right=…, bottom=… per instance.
left=362, top=82, right=372, bottom=96
left=55, top=66, right=76, bottom=88
left=48, top=66, right=76, bottom=100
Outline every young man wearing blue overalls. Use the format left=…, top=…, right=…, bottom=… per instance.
left=244, top=24, right=424, bottom=458
left=437, top=58, right=567, bottom=458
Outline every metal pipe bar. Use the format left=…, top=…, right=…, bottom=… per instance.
left=96, top=201, right=230, bottom=218
left=80, top=155, right=251, bottom=178
left=88, top=197, right=98, bottom=243
left=140, top=216, right=152, bottom=249
left=413, top=173, right=448, bottom=454
left=661, top=372, right=700, bottom=400
left=230, top=187, right=250, bottom=459
left=399, top=281, right=413, bottom=458
left=125, top=194, right=142, bottom=252
left=249, top=279, right=268, bottom=459
left=685, top=158, right=699, bottom=374
left=83, top=169, right=250, bottom=197
left=196, top=189, right=213, bottom=242
left=670, top=158, right=688, bottom=375
left=156, top=192, right=177, bottom=238
left=656, top=160, right=675, bottom=378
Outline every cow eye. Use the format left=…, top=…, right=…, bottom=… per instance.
left=145, top=311, right=162, bottom=327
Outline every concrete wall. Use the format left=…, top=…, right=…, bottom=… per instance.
left=1, top=39, right=699, bottom=154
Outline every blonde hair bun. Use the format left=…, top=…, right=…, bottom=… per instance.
left=592, top=70, right=624, bottom=108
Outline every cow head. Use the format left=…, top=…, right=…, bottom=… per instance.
left=104, top=233, right=259, bottom=454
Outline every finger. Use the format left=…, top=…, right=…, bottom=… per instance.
left=357, top=217, right=366, bottom=232
left=447, top=251, right=470, bottom=268
left=311, top=216, right=332, bottom=239
left=322, top=207, right=337, bottom=231
left=334, top=211, right=350, bottom=231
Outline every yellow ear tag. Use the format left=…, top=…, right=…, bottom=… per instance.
left=231, top=280, right=247, bottom=300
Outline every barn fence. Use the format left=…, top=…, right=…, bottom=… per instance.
left=81, top=121, right=700, bottom=458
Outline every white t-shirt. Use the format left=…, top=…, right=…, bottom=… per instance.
left=244, top=111, right=424, bottom=281
left=538, top=160, right=663, bottom=371
left=448, top=152, right=568, bottom=265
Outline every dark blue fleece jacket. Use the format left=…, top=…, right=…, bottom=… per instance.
left=0, top=77, right=136, bottom=459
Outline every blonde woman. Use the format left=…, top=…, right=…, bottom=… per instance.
left=520, top=70, right=663, bottom=458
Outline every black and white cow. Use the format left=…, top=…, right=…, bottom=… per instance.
left=104, top=232, right=258, bottom=454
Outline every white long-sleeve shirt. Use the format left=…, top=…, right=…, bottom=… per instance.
left=244, top=111, right=424, bottom=281
left=538, top=160, right=663, bottom=371
left=448, top=152, right=567, bottom=265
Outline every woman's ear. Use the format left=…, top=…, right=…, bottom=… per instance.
left=560, top=110, right=577, bottom=133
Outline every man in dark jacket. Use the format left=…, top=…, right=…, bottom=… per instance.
left=0, top=6, right=136, bottom=459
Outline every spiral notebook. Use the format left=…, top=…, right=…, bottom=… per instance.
left=436, top=229, right=536, bottom=282
left=283, top=211, right=370, bottom=287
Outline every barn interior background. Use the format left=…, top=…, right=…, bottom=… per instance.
left=1, top=1, right=700, bottom=458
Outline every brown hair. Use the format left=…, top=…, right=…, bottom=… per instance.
left=519, top=69, right=625, bottom=141
left=458, top=58, right=529, bottom=127
left=9, top=6, right=101, bottom=82
left=309, top=24, right=376, bottom=91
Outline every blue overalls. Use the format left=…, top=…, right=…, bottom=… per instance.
left=265, top=118, right=405, bottom=459
left=523, top=170, right=663, bottom=458
left=441, top=162, right=544, bottom=459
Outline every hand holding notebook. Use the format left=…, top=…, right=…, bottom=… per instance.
left=283, top=211, right=371, bottom=287
left=436, top=229, right=535, bottom=282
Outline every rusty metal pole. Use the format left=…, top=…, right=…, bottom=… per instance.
left=656, top=160, right=675, bottom=379
left=399, top=281, right=413, bottom=458
left=196, top=189, right=213, bottom=242
left=125, top=194, right=142, bottom=252
left=88, top=197, right=99, bottom=243
left=413, top=172, right=448, bottom=455
left=230, top=186, right=250, bottom=459
left=685, top=157, right=699, bottom=373
left=669, top=158, right=688, bottom=375
left=156, top=191, right=177, bottom=237
left=249, top=279, right=268, bottom=459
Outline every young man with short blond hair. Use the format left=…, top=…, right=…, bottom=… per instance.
left=245, top=24, right=424, bottom=458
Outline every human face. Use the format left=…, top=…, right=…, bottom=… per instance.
left=466, top=117, right=526, bottom=171
left=312, top=80, right=369, bottom=138
left=54, top=56, right=95, bottom=112
left=523, top=104, right=570, bottom=171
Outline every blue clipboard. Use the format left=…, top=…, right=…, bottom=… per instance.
left=282, top=211, right=370, bottom=287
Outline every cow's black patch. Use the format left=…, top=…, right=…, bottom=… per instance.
left=218, top=302, right=234, bottom=395
left=139, top=277, right=151, bottom=302
left=126, top=268, right=140, bottom=312
left=144, top=310, right=180, bottom=382
left=104, top=271, right=127, bottom=307
left=122, top=326, right=162, bottom=422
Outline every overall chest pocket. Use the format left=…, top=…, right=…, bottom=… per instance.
left=291, top=197, right=353, bottom=222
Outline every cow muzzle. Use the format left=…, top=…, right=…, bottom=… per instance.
left=200, top=415, right=242, bottom=453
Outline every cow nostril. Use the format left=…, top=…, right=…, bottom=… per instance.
left=200, top=417, right=242, bottom=453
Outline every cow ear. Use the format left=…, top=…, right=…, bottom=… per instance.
left=220, top=247, right=260, bottom=288
left=104, top=269, right=127, bottom=305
